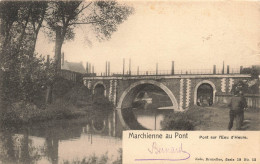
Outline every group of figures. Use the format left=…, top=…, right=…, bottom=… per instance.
left=197, top=96, right=213, bottom=106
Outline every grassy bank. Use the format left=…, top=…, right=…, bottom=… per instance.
left=62, top=149, right=122, bottom=164
left=0, top=80, right=113, bottom=127
left=161, top=105, right=214, bottom=130
left=161, top=104, right=260, bottom=131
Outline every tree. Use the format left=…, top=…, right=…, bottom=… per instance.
left=43, top=1, right=133, bottom=104
left=0, top=2, right=20, bottom=107
left=44, top=1, right=134, bottom=70
left=0, top=1, right=49, bottom=105
left=0, top=1, right=134, bottom=107
left=241, top=67, right=259, bottom=80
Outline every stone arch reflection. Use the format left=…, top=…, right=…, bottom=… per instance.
left=117, top=80, right=177, bottom=130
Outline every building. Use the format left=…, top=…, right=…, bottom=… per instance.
left=61, top=52, right=86, bottom=74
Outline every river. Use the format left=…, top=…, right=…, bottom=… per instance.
left=0, top=106, right=172, bottom=164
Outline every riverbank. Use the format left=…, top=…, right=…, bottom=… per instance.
left=0, top=82, right=113, bottom=128
left=195, top=105, right=260, bottom=130
left=0, top=101, right=113, bottom=129
left=0, top=108, right=122, bottom=164
left=161, top=104, right=260, bottom=131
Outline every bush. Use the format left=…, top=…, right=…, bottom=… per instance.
left=63, top=85, right=92, bottom=107
left=0, top=101, right=87, bottom=126
left=0, top=82, right=112, bottom=127
left=161, top=106, right=214, bottom=130
left=53, top=77, right=74, bottom=98
left=161, top=112, right=194, bottom=130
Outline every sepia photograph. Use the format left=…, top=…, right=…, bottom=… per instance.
left=0, top=0, right=259, bottom=163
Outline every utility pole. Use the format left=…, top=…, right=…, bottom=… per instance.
left=108, top=61, right=110, bottom=76
left=156, top=63, right=158, bottom=75
left=123, top=58, right=125, bottom=76
left=129, top=58, right=131, bottom=76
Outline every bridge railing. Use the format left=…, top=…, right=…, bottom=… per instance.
left=94, top=68, right=242, bottom=77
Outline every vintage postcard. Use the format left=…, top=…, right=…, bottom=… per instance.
left=0, top=0, right=259, bottom=164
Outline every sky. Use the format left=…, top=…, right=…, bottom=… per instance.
left=36, top=1, right=260, bottom=74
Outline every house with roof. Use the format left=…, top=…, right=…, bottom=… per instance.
left=61, top=53, right=86, bottom=74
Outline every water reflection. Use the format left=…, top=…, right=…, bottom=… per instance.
left=0, top=101, right=172, bottom=163
left=122, top=107, right=173, bottom=130
left=0, top=130, right=42, bottom=163
left=0, top=109, right=123, bottom=163
left=121, top=84, right=174, bottom=130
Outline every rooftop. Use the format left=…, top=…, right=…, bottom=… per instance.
left=61, top=60, right=86, bottom=74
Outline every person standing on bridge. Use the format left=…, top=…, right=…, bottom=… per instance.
left=228, top=90, right=247, bottom=130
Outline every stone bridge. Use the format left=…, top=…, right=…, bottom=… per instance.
left=83, top=74, right=250, bottom=111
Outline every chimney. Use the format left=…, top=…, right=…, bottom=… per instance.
left=171, top=61, right=174, bottom=75
left=89, top=63, right=91, bottom=74
left=213, top=65, right=216, bottom=74
left=227, top=65, right=230, bottom=74
left=222, top=61, right=225, bottom=74
left=86, top=62, right=89, bottom=73
left=240, top=66, right=243, bottom=74
left=105, top=61, right=108, bottom=76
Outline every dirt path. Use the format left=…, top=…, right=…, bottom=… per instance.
left=195, top=106, right=260, bottom=131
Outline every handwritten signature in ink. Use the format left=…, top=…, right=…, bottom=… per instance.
left=135, top=142, right=190, bottom=161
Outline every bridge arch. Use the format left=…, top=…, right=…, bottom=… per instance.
left=93, top=81, right=107, bottom=97
left=116, top=80, right=178, bottom=129
left=193, top=80, right=216, bottom=105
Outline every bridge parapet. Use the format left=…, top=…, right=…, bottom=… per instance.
left=92, top=67, right=243, bottom=77
left=83, top=74, right=250, bottom=80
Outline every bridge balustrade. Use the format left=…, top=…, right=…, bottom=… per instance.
left=94, top=67, right=242, bottom=77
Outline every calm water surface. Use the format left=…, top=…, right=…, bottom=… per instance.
left=0, top=106, right=172, bottom=163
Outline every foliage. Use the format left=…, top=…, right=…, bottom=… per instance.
left=1, top=54, right=55, bottom=106
left=161, top=106, right=215, bottom=130
left=91, top=1, right=134, bottom=41
left=0, top=1, right=134, bottom=112
left=161, top=112, right=195, bottom=130
left=112, top=148, right=122, bottom=164
left=0, top=1, right=51, bottom=105
left=62, top=150, right=122, bottom=164
left=52, top=77, right=74, bottom=97
left=0, top=101, right=87, bottom=126
left=241, top=67, right=259, bottom=79
left=232, top=67, right=260, bottom=94
left=231, top=80, right=259, bottom=94
left=231, top=80, right=248, bottom=95
left=45, top=1, right=134, bottom=42
left=44, top=1, right=134, bottom=69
